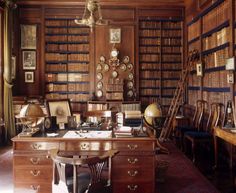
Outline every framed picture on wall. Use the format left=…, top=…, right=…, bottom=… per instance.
left=20, top=24, right=37, bottom=49
left=24, top=71, right=34, bottom=83
left=11, top=55, right=16, bottom=79
left=22, top=50, right=36, bottom=70
left=109, top=28, right=121, bottom=44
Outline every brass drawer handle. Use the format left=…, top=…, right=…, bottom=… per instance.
left=127, top=158, right=138, bottom=164
left=127, top=185, right=138, bottom=191
left=80, top=143, right=89, bottom=150
left=128, top=170, right=138, bottom=177
left=127, top=144, right=138, bottom=150
left=30, top=185, right=40, bottom=191
left=30, top=158, right=40, bottom=165
left=30, top=170, right=41, bottom=177
left=31, top=144, right=42, bottom=150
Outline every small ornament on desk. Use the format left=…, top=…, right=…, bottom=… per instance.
left=223, top=100, right=236, bottom=128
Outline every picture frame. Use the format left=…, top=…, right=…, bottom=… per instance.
left=22, top=50, right=36, bottom=70
left=11, top=55, right=16, bottom=79
left=46, top=99, right=72, bottom=124
left=24, top=71, right=34, bottom=83
left=109, top=28, right=121, bottom=44
left=21, top=24, right=37, bottom=49
left=196, top=63, right=203, bottom=77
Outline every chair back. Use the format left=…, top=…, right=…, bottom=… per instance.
left=49, top=149, right=118, bottom=193
left=192, top=100, right=208, bottom=131
left=205, top=103, right=224, bottom=133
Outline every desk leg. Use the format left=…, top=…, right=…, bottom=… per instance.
left=213, top=134, right=218, bottom=169
left=230, top=144, right=233, bottom=169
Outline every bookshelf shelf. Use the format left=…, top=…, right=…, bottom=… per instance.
left=45, top=17, right=91, bottom=112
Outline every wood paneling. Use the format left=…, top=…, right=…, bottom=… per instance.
left=0, top=7, right=3, bottom=118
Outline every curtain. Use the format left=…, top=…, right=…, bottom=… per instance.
left=3, top=0, right=15, bottom=141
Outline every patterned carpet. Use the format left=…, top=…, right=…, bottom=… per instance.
left=0, top=143, right=220, bottom=193
left=156, top=142, right=220, bottom=193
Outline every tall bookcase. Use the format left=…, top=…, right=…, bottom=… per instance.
left=187, top=0, right=231, bottom=107
left=139, top=18, right=183, bottom=113
left=44, top=18, right=90, bottom=112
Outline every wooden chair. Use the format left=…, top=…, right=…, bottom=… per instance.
left=184, top=103, right=224, bottom=163
left=49, top=149, right=118, bottom=193
left=174, top=100, right=208, bottom=150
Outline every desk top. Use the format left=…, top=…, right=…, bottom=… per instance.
left=12, top=129, right=156, bottom=142
left=214, top=127, right=236, bottom=145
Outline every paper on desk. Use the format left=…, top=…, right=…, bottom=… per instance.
left=46, top=133, right=59, bottom=137
left=63, top=130, right=112, bottom=138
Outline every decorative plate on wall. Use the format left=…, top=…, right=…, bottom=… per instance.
left=96, top=64, right=102, bottom=71
left=96, top=90, right=103, bottom=98
left=128, top=73, right=134, bottom=80
left=104, top=64, right=109, bottom=72
left=96, top=73, right=103, bottom=80
left=112, top=71, right=118, bottom=78
left=120, top=63, right=127, bottom=71
left=127, top=90, right=134, bottom=97
left=97, top=81, right=103, bottom=89
left=100, top=55, right=106, bottom=63
left=123, top=56, right=129, bottom=64
left=127, top=81, right=134, bottom=89
left=127, top=63, right=133, bottom=70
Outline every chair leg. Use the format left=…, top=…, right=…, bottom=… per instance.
left=192, top=141, right=196, bottom=163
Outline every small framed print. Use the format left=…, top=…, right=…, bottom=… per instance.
left=25, top=71, right=34, bottom=83
left=196, top=63, right=203, bottom=77
left=109, top=28, right=121, bottom=44
left=22, top=50, right=36, bottom=70
left=21, top=24, right=37, bottom=49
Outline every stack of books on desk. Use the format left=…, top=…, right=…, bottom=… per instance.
left=124, top=111, right=142, bottom=127
left=114, top=126, right=133, bottom=138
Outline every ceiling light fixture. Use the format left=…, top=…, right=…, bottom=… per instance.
left=74, top=0, right=108, bottom=32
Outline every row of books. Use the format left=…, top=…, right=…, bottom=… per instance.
left=203, top=91, right=230, bottom=106
left=121, top=103, right=141, bottom=112
left=162, top=30, right=182, bottom=37
left=68, top=83, right=89, bottom=92
left=140, top=96, right=160, bottom=104
left=114, top=126, right=133, bottom=138
left=162, top=89, right=175, bottom=96
left=203, top=71, right=228, bottom=88
left=140, top=38, right=160, bottom=45
left=140, top=46, right=160, bottom=53
left=161, top=98, right=172, bottom=106
left=140, top=89, right=161, bottom=95
left=140, top=71, right=161, bottom=78
left=105, top=92, right=123, bottom=100
left=162, top=71, right=180, bottom=78
left=140, top=80, right=160, bottom=87
left=188, top=90, right=201, bottom=106
left=87, top=103, right=108, bottom=111
left=188, top=20, right=201, bottom=41
left=46, top=64, right=67, bottom=72
left=70, top=102, right=87, bottom=112
left=68, top=63, right=89, bottom=72
left=140, top=29, right=161, bottom=36
left=45, top=35, right=89, bottom=42
left=140, top=20, right=182, bottom=29
left=45, top=27, right=89, bottom=34
left=45, top=53, right=67, bottom=61
left=189, top=40, right=200, bottom=52
left=45, top=93, right=89, bottom=102
left=140, top=54, right=160, bottom=61
left=188, top=76, right=201, bottom=87
left=203, top=47, right=229, bottom=68
left=140, top=63, right=180, bottom=69
left=68, top=54, right=89, bottom=61
left=202, top=27, right=229, bottom=51
left=202, top=0, right=229, bottom=33
left=46, top=73, right=88, bottom=82
left=46, top=44, right=89, bottom=52
left=162, top=38, right=181, bottom=46
left=162, top=55, right=181, bottom=62
left=162, top=46, right=182, bottom=53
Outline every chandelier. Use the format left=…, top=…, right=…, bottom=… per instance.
left=74, top=0, right=108, bottom=32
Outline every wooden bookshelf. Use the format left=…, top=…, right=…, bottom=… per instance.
left=44, top=18, right=90, bottom=112
left=139, top=18, right=183, bottom=113
left=187, top=0, right=231, bottom=107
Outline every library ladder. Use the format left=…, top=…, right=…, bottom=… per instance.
left=159, top=50, right=200, bottom=141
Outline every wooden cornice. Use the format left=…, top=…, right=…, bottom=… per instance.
left=16, top=0, right=185, bottom=7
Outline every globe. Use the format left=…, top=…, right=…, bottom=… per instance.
left=144, top=103, right=163, bottom=127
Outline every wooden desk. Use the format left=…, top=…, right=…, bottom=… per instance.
left=12, top=130, right=156, bottom=193
left=214, top=127, right=236, bottom=168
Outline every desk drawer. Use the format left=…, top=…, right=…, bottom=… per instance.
left=113, top=155, right=154, bottom=167
left=14, top=155, right=51, bottom=166
left=113, top=141, right=155, bottom=152
left=112, top=166, right=154, bottom=181
left=15, top=167, right=52, bottom=183
left=113, top=182, right=154, bottom=193
left=15, top=182, right=51, bottom=193
left=14, top=142, right=59, bottom=151
left=59, top=141, right=112, bottom=151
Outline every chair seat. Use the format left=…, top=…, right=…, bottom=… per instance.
left=67, top=172, right=91, bottom=193
left=175, top=126, right=196, bottom=133
left=185, top=131, right=211, bottom=139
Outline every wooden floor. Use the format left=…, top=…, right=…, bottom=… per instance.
left=0, top=143, right=235, bottom=193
